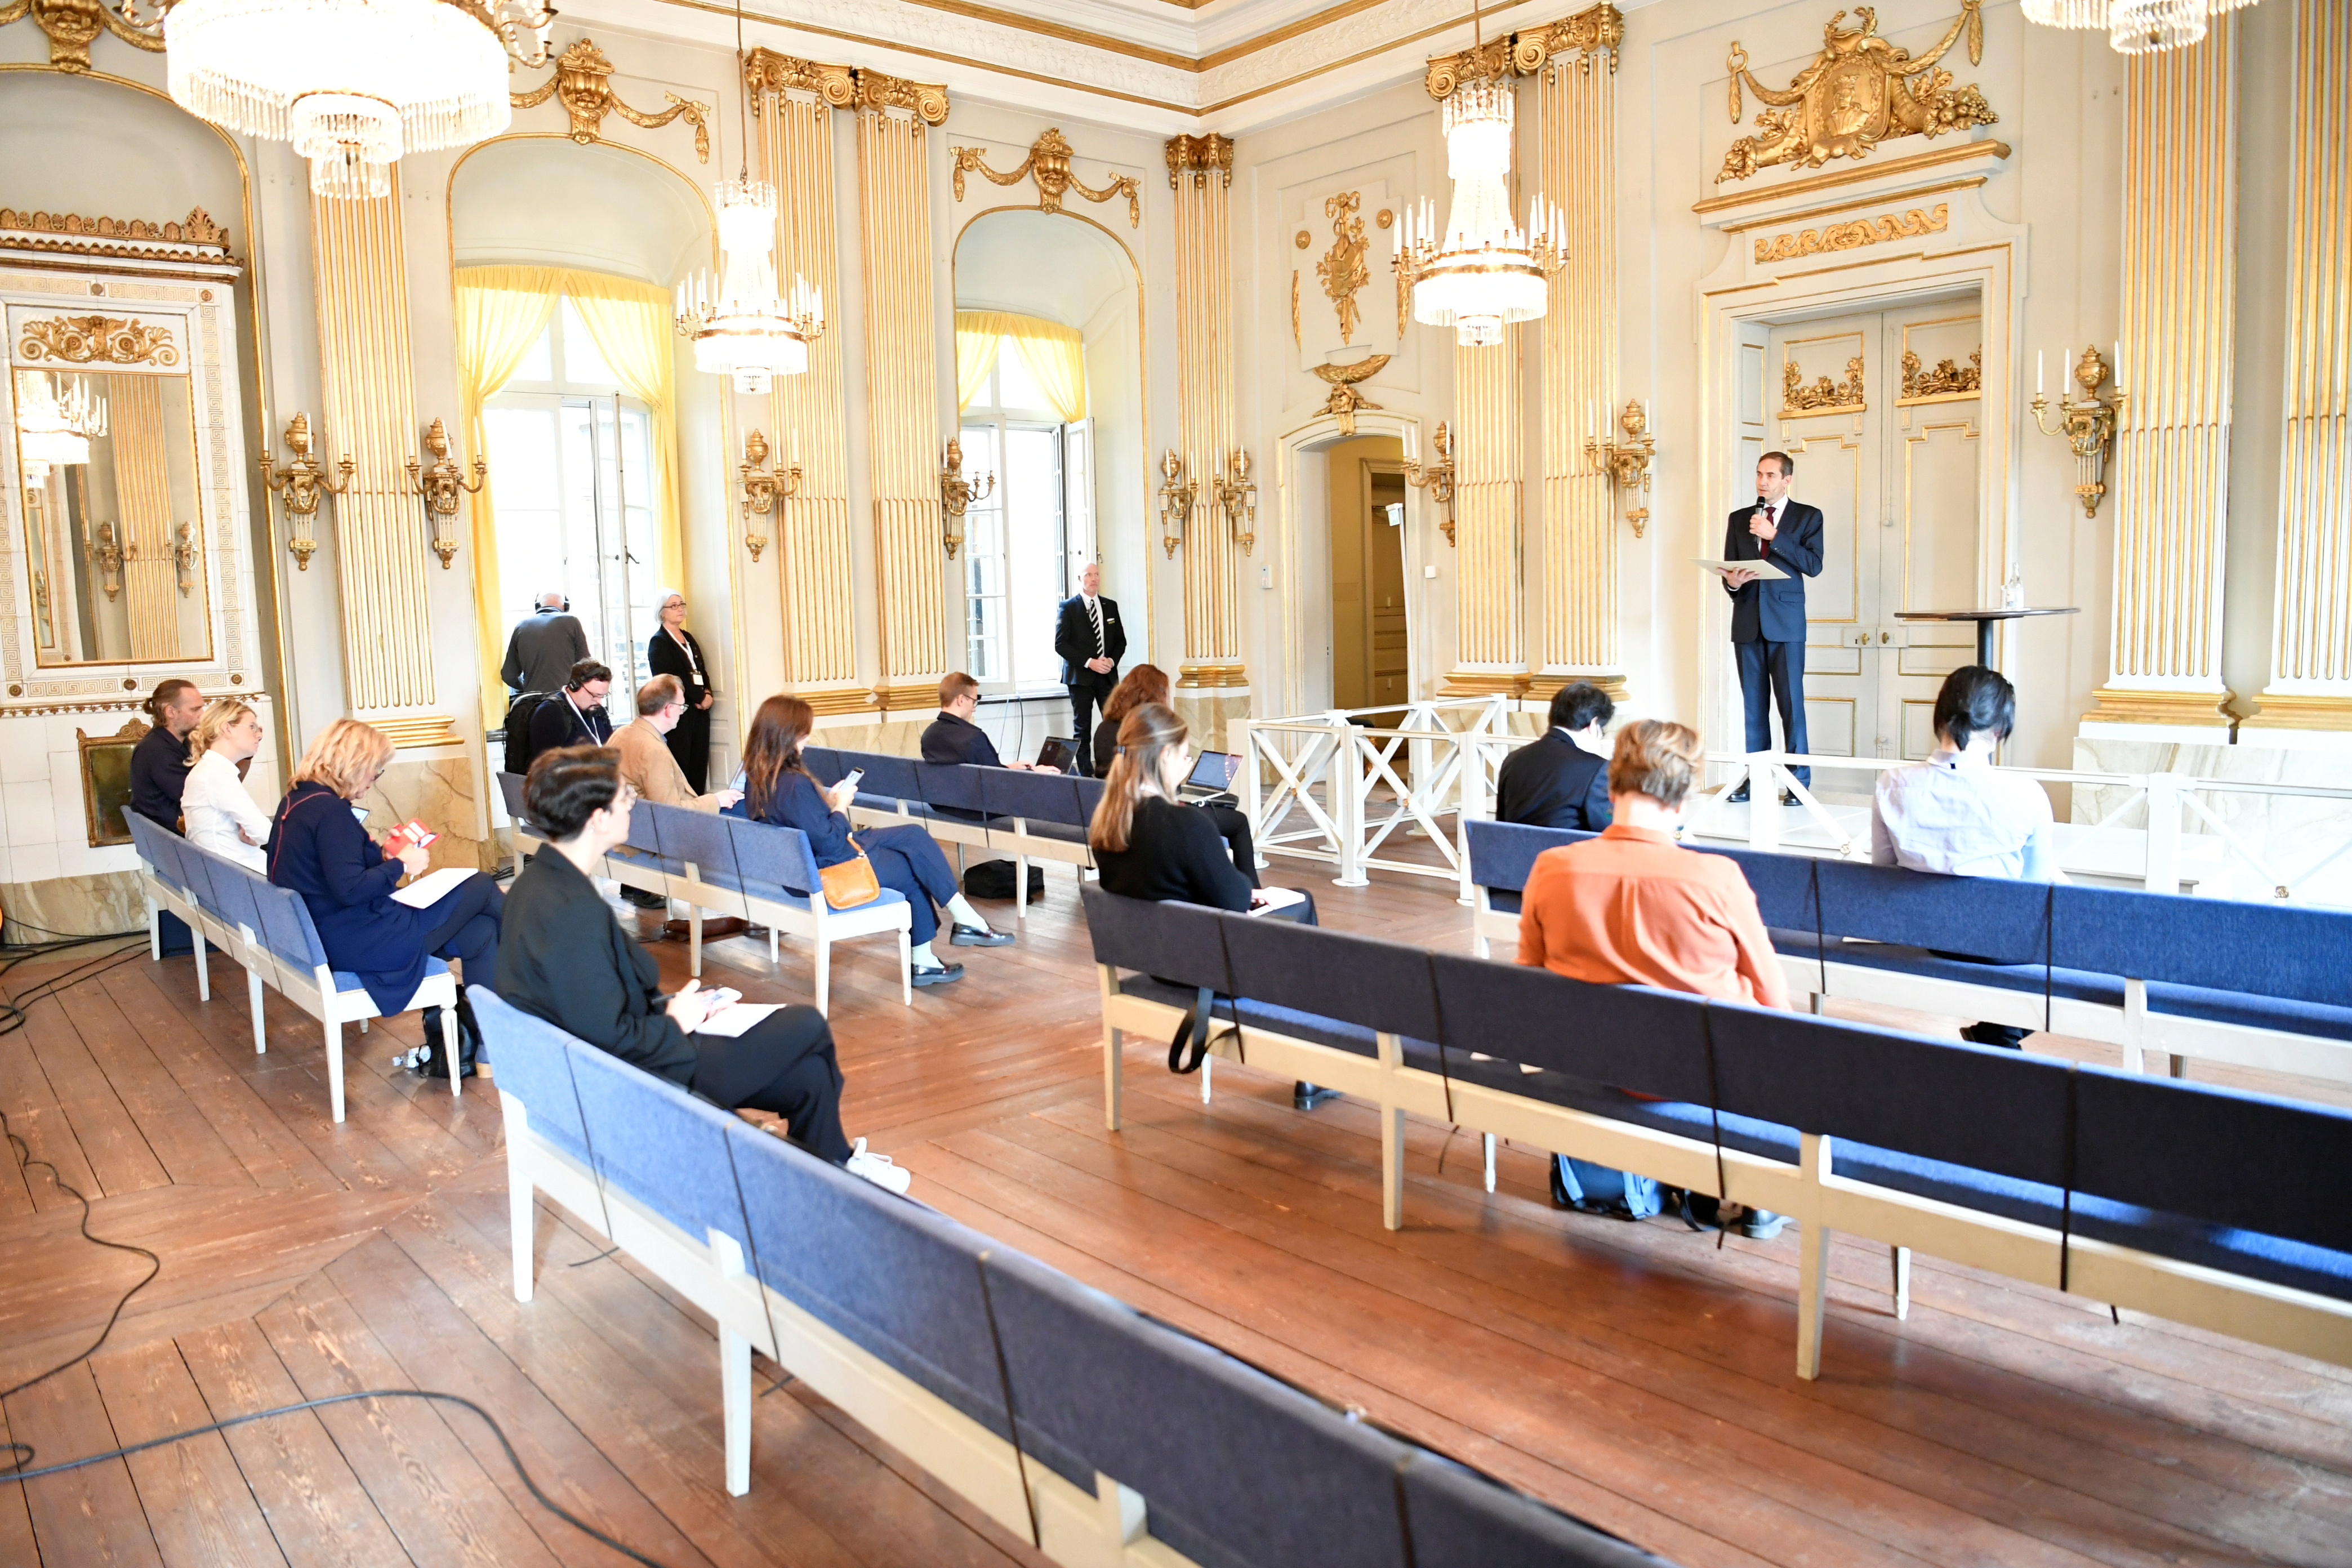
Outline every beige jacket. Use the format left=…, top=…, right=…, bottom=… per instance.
left=613, top=718, right=727, bottom=811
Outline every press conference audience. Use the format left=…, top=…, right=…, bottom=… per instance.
left=530, top=658, right=616, bottom=754
left=1494, top=680, right=1615, bottom=832
left=922, top=672, right=1058, bottom=771
left=1089, top=703, right=1332, bottom=1110
left=741, top=694, right=1013, bottom=988
left=496, top=745, right=906, bottom=1192
left=647, top=589, right=717, bottom=793
left=1873, top=665, right=2065, bottom=1050
left=1516, top=719, right=1788, bottom=1235
left=131, top=678, right=204, bottom=832
left=181, top=698, right=271, bottom=872
left=266, top=718, right=504, bottom=1073
left=609, top=675, right=744, bottom=910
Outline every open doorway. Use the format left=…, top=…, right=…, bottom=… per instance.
left=1326, top=436, right=1407, bottom=711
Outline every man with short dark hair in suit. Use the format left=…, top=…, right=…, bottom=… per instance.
left=1722, top=451, right=1825, bottom=798
left=920, top=672, right=1061, bottom=772
left=1053, top=562, right=1125, bottom=777
left=501, top=590, right=591, bottom=697
left=1494, top=681, right=1616, bottom=832
left=529, top=659, right=614, bottom=755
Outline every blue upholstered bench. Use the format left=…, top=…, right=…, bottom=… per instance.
left=474, top=984, right=1653, bottom=1566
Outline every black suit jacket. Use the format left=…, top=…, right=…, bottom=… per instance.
left=1723, top=500, right=1825, bottom=644
left=921, top=710, right=1003, bottom=768
left=1054, top=594, right=1126, bottom=688
left=131, top=723, right=192, bottom=832
left=647, top=627, right=713, bottom=707
left=495, top=844, right=698, bottom=1085
left=529, top=691, right=614, bottom=755
left=1493, top=730, right=1614, bottom=833
left=1092, top=796, right=1252, bottom=911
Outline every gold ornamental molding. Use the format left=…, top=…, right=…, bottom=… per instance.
left=371, top=714, right=464, bottom=750
left=1315, top=190, right=1371, bottom=345
left=856, top=68, right=950, bottom=124
left=1781, top=355, right=1864, bottom=418
left=1311, top=355, right=1387, bottom=436
left=1427, top=2, right=1623, bottom=99
left=1165, top=133, right=1233, bottom=189
left=0, top=0, right=163, bottom=72
left=16, top=313, right=178, bottom=366
left=2084, top=687, right=2234, bottom=728
left=2243, top=694, right=2352, bottom=733
left=743, top=47, right=858, bottom=106
left=1754, top=202, right=1948, bottom=262
left=511, top=38, right=711, bottom=163
left=1719, top=1, right=1995, bottom=185
left=0, top=206, right=237, bottom=266
left=951, top=128, right=1140, bottom=228
left=1899, top=346, right=1980, bottom=404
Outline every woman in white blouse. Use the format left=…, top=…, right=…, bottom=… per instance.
left=181, top=699, right=271, bottom=870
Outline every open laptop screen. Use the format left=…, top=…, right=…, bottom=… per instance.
left=1185, top=750, right=1241, bottom=792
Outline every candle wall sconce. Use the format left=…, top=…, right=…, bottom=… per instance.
left=938, top=436, right=995, bottom=559
left=1402, top=421, right=1456, bottom=546
left=740, top=429, right=802, bottom=564
left=256, top=411, right=350, bottom=571
left=1587, top=398, right=1657, bottom=538
left=2028, top=345, right=2124, bottom=520
left=1158, top=449, right=1198, bottom=559
left=404, top=416, right=484, bottom=568
left=1212, top=448, right=1257, bottom=555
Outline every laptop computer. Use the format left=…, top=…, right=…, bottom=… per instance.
left=1179, top=750, right=1241, bottom=801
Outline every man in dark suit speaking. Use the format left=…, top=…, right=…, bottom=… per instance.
left=1722, top=451, right=1824, bottom=797
left=1053, top=562, right=1125, bottom=776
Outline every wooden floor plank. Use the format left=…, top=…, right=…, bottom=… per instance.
left=16, top=994, right=170, bottom=1201
left=0, top=1396, right=40, bottom=1565
left=88, top=1340, right=290, bottom=1568
left=56, top=982, right=253, bottom=1193
left=5, top=1358, right=164, bottom=1567
left=174, top=1318, right=413, bottom=1567
left=0, top=1007, right=100, bottom=1218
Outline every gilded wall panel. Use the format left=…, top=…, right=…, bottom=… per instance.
left=2096, top=28, right=2235, bottom=719
left=1448, top=327, right=1524, bottom=678
left=1170, top=133, right=1240, bottom=681
left=312, top=181, right=434, bottom=714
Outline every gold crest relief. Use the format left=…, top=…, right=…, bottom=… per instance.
left=1720, top=2, right=1995, bottom=185
left=17, top=314, right=179, bottom=366
left=1316, top=192, right=1370, bottom=345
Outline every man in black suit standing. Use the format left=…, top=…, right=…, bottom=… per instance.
left=1053, top=562, right=1125, bottom=776
left=1723, top=451, right=1825, bottom=798
left=1494, top=681, right=1616, bottom=831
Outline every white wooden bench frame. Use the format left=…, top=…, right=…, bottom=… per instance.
left=135, top=850, right=460, bottom=1123
left=1096, top=966, right=2352, bottom=1381
left=499, top=1087, right=1206, bottom=1565
left=1476, top=897, right=2352, bottom=1088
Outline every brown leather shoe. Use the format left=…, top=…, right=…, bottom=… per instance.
left=663, top=916, right=748, bottom=940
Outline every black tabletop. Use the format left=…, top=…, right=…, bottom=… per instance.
left=1891, top=608, right=2081, bottom=623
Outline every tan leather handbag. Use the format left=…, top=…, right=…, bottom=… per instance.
left=818, top=833, right=882, bottom=909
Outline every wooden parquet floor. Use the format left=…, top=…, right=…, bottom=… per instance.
left=3, top=863, right=2349, bottom=1568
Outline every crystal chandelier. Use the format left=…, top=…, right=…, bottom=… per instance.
left=156, top=0, right=552, bottom=198
left=15, top=372, right=106, bottom=481
left=2023, top=0, right=2261, bottom=54
left=673, top=0, right=823, bottom=394
left=1392, top=14, right=1563, bottom=347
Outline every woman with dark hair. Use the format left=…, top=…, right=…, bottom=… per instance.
left=1089, top=703, right=1332, bottom=1110
left=497, top=746, right=905, bottom=1192
left=130, top=678, right=205, bottom=832
left=738, top=694, right=1010, bottom=988
left=1093, top=663, right=1170, bottom=778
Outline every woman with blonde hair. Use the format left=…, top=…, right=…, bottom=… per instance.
left=736, top=694, right=1009, bottom=988
left=266, top=718, right=505, bottom=1076
left=180, top=698, right=271, bottom=870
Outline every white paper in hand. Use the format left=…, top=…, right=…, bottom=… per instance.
left=1249, top=886, right=1309, bottom=916
left=1694, top=558, right=1788, bottom=581
left=391, top=865, right=475, bottom=909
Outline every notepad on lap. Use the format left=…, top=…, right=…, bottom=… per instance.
left=697, top=1002, right=783, bottom=1038
left=1250, top=887, right=1309, bottom=916
left=391, top=865, right=475, bottom=909
left=1693, top=558, right=1787, bottom=580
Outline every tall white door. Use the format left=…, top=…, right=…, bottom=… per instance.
left=1764, top=298, right=1982, bottom=769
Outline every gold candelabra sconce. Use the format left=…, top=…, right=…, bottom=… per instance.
left=405, top=417, right=485, bottom=569
left=87, top=520, right=123, bottom=601
left=1212, top=448, right=1258, bottom=556
left=1586, top=398, right=1657, bottom=538
left=1157, top=450, right=1199, bottom=560
left=171, top=522, right=198, bottom=595
left=1402, top=421, right=1456, bottom=547
left=938, top=436, right=994, bottom=560
left=2028, top=345, right=2124, bottom=520
left=740, top=429, right=803, bottom=564
left=256, top=411, right=350, bottom=572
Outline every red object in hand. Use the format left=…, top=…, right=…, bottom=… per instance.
left=385, top=818, right=440, bottom=856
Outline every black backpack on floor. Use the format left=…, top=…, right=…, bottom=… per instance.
left=502, top=691, right=554, bottom=778
left=962, top=858, right=1044, bottom=902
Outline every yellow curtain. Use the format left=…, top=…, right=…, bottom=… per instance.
left=955, top=309, right=1088, bottom=422
left=561, top=270, right=683, bottom=607
left=455, top=265, right=562, bottom=732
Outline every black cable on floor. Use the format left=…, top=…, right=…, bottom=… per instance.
left=0, top=941, right=677, bottom=1567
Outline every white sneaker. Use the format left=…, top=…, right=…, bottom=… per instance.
left=845, top=1138, right=911, bottom=1196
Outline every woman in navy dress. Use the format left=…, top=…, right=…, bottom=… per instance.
left=737, top=695, right=1010, bottom=988
left=265, top=718, right=504, bottom=1070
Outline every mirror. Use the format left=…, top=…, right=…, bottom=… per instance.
left=14, top=367, right=211, bottom=666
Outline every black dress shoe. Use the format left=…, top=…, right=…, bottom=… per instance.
left=620, top=885, right=669, bottom=910
left=910, top=961, right=966, bottom=987
left=1293, top=1081, right=1342, bottom=1110
left=950, top=923, right=1014, bottom=947
left=1726, top=784, right=1751, bottom=803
